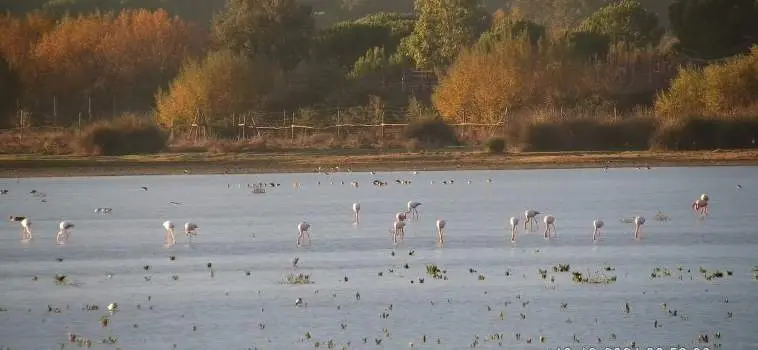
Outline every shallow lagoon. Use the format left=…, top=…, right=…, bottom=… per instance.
left=1, top=166, right=757, bottom=349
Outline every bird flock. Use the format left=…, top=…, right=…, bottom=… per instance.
left=4, top=174, right=712, bottom=248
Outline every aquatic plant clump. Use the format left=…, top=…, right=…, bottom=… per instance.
left=571, top=271, right=617, bottom=284
left=426, top=264, right=447, bottom=279
left=553, top=264, right=570, bottom=272
left=282, top=272, right=314, bottom=285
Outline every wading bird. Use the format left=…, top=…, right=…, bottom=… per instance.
left=592, top=219, right=604, bottom=241
left=524, top=210, right=540, bottom=231
left=9, top=216, right=32, bottom=241
left=392, top=221, right=405, bottom=245
left=396, top=211, right=408, bottom=222
left=509, top=217, right=519, bottom=242
left=634, top=216, right=645, bottom=240
left=407, top=201, right=422, bottom=219
left=184, top=222, right=198, bottom=241
left=436, top=219, right=446, bottom=245
left=56, top=221, right=75, bottom=244
left=162, top=220, right=176, bottom=246
left=297, top=222, right=311, bottom=247
left=692, top=193, right=709, bottom=218
left=543, top=215, right=556, bottom=239
left=352, top=202, right=360, bottom=225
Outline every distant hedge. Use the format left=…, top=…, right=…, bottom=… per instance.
left=75, top=115, right=168, bottom=155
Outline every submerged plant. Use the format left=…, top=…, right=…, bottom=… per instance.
left=426, top=264, right=446, bottom=279
left=283, top=273, right=314, bottom=284
left=571, top=271, right=617, bottom=284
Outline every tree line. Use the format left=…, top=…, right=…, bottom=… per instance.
left=1, top=0, right=757, bottom=152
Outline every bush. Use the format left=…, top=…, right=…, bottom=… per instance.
left=521, top=117, right=655, bottom=152
left=402, top=118, right=459, bottom=148
left=485, top=137, right=506, bottom=153
left=75, top=115, right=168, bottom=156
left=651, top=117, right=758, bottom=150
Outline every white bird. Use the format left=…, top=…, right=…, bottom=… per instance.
left=592, top=219, right=604, bottom=241
left=56, top=220, right=75, bottom=244
left=700, top=193, right=709, bottom=202
left=94, top=208, right=112, bottom=214
left=295, top=297, right=305, bottom=307
left=9, top=216, right=32, bottom=241
left=407, top=201, right=422, bottom=219
left=352, top=202, right=361, bottom=225
left=524, top=210, right=540, bottom=231
left=509, top=217, right=519, bottom=242
left=634, top=216, right=645, bottom=239
left=436, top=219, right=446, bottom=245
left=184, top=222, right=198, bottom=240
left=543, top=215, right=556, bottom=239
left=351, top=181, right=359, bottom=188
left=297, top=222, right=311, bottom=247
left=107, top=303, right=118, bottom=312
left=162, top=220, right=176, bottom=246
left=395, top=211, right=408, bottom=222
left=392, top=220, right=406, bottom=245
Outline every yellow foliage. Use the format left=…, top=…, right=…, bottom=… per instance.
left=655, top=47, right=758, bottom=119
left=433, top=35, right=590, bottom=124
left=156, top=50, right=277, bottom=129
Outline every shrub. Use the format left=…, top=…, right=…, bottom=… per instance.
left=75, top=115, right=168, bottom=155
left=485, top=137, right=506, bottom=153
left=402, top=118, right=459, bottom=148
left=520, top=117, right=655, bottom=151
left=651, top=117, right=758, bottom=150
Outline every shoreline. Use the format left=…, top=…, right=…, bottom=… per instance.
left=1, top=149, right=757, bottom=178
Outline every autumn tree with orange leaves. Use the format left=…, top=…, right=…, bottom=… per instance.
left=4, top=9, right=205, bottom=124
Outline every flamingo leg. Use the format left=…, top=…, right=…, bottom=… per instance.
left=511, top=227, right=516, bottom=242
left=634, top=226, right=640, bottom=240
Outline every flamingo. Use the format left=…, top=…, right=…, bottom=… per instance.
left=524, top=210, right=540, bottom=231
left=184, top=222, right=198, bottom=241
left=592, top=219, right=604, bottom=241
left=56, top=221, right=75, bottom=244
left=407, top=201, right=422, bottom=219
left=352, top=202, right=361, bottom=224
left=692, top=193, right=709, bottom=217
left=543, top=215, right=556, bottom=239
left=297, top=222, right=311, bottom=247
left=436, top=219, right=446, bottom=245
left=634, top=216, right=645, bottom=240
left=509, top=217, right=519, bottom=242
left=162, top=220, right=176, bottom=246
left=9, top=216, right=32, bottom=241
left=392, top=220, right=406, bottom=245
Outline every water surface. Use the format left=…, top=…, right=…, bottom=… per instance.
left=1, top=166, right=757, bottom=349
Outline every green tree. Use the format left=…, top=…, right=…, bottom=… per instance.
left=312, top=21, right=393, bottom=68
left=402, top=0, right=489, bottom=71
left=477, top=9, right=546, bottom=50
left=565, top=30, right=611, bottom=61
left=509, top=0, right=609, bottom=30
left=212, top=0, right=314, bottom=70
left=579, top=0, right=664, bottom=48
left=669, top=0, right=758, bottom=59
